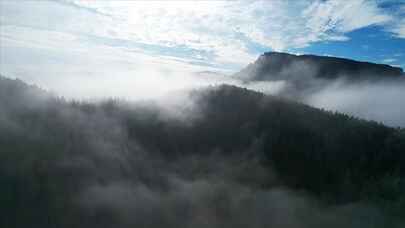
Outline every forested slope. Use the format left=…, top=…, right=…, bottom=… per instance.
left=0, top=76, right=404, bottom=227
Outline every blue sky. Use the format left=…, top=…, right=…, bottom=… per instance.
left=0, top=0, right=404, bottom=97
left=293, top=25, right=405, bottom=68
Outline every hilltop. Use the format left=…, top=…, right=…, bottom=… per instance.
left=235, top=52, right=404, bottom=82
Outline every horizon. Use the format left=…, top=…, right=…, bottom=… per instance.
left=0, top=1, right=404, bottom=103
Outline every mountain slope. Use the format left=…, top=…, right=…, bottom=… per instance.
left=235, top=52, right=404, bottom=82
left=0, top=76, right=404, bottom=227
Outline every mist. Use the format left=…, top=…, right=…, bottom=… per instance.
left=247, top=78, right=405, bottom=128
left=2, top=75, right=405, bottom=227
left=306, top=80, right=405, bottom=127
left=1, top=75, right=404, bottom=227
left=1, top=0, right=405, bottom=227
left=234, top=56, right=405, bottom=127
left=4, top=29, right=403, bottom=128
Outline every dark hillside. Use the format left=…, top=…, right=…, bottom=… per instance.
left=0, top=76, right=404, bottom=227
left=235, top=52, right=404, bottom=82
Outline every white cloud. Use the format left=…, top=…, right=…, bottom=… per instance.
left=0, top=24, right=225, bottom=100
left=35, top=0, right=398, bottom=63
left=301, top=0, right=392, bottom=45
left=391, top=20, right=405, bottom=38
left=307, top=81, right=405, bottom=127
left=306, top=0, right=391, bottom=32
left=0, top=0, right=404, bottom=77
left=77, top=0, right=398, bottom=52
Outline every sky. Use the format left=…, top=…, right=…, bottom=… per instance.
left=0, top=0, right=404, bottom=97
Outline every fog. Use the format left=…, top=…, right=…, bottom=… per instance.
left=306, top=80, right=405, bottom=127
left=244, top=78, right=405, bottom=128
left=1, top=27, right=404, bottom=226
left=3, top=66, right=404, bottom=129
left=1, top=74, right=404, bottom=227
left=234, top=56, right=405, bottom=127
left=1, top=0, right=404, bottom=227
left=3, top=23, right=403, bottom=128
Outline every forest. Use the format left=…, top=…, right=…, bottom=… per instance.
left=0, top=76, right=404, bottom=228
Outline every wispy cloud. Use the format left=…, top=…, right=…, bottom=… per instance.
left=382, top=58, right=397, bottom=63
left=390, top=20, right=405, bottom=38
left=67, top=0, right=397, bottom=56
left=0, top=0, right=404, bottom=75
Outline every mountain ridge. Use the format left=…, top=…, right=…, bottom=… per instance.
left=235, top=52, right=404, bottom=81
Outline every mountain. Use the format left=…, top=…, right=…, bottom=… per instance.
left=234, top=52, right=404, bottom=82
left=0, top=75, right=404, bottom=227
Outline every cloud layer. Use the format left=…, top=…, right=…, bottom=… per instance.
left=1, top=0, right=404, bottom=72
left=306, top=81, right=405, bottom=128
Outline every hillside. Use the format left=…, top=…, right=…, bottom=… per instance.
left=0, top=76, right=404, bottom=227
left=235, top=52, right=404, bottom=82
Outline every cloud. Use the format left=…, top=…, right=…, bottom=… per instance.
left=306, top=80, right=405, bottom=128
left=2, top=79, right=401, bottom=227
left=0, top=23, right=230, bottom=100
left=78, top=178, right=394, bottom=228
left=304, top=0, right=391, bottom=33
left=1, top=0, right=405, bottom=102
left=245, top=75, right=405, bottom=128
left=1, top=0, right=403, bottom=73
left=383, top=58, right=397, bottom=63
left=390, top=19, right=405, bottom=38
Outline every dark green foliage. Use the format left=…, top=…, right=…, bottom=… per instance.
left=0, top=77, right=404, bottom=227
